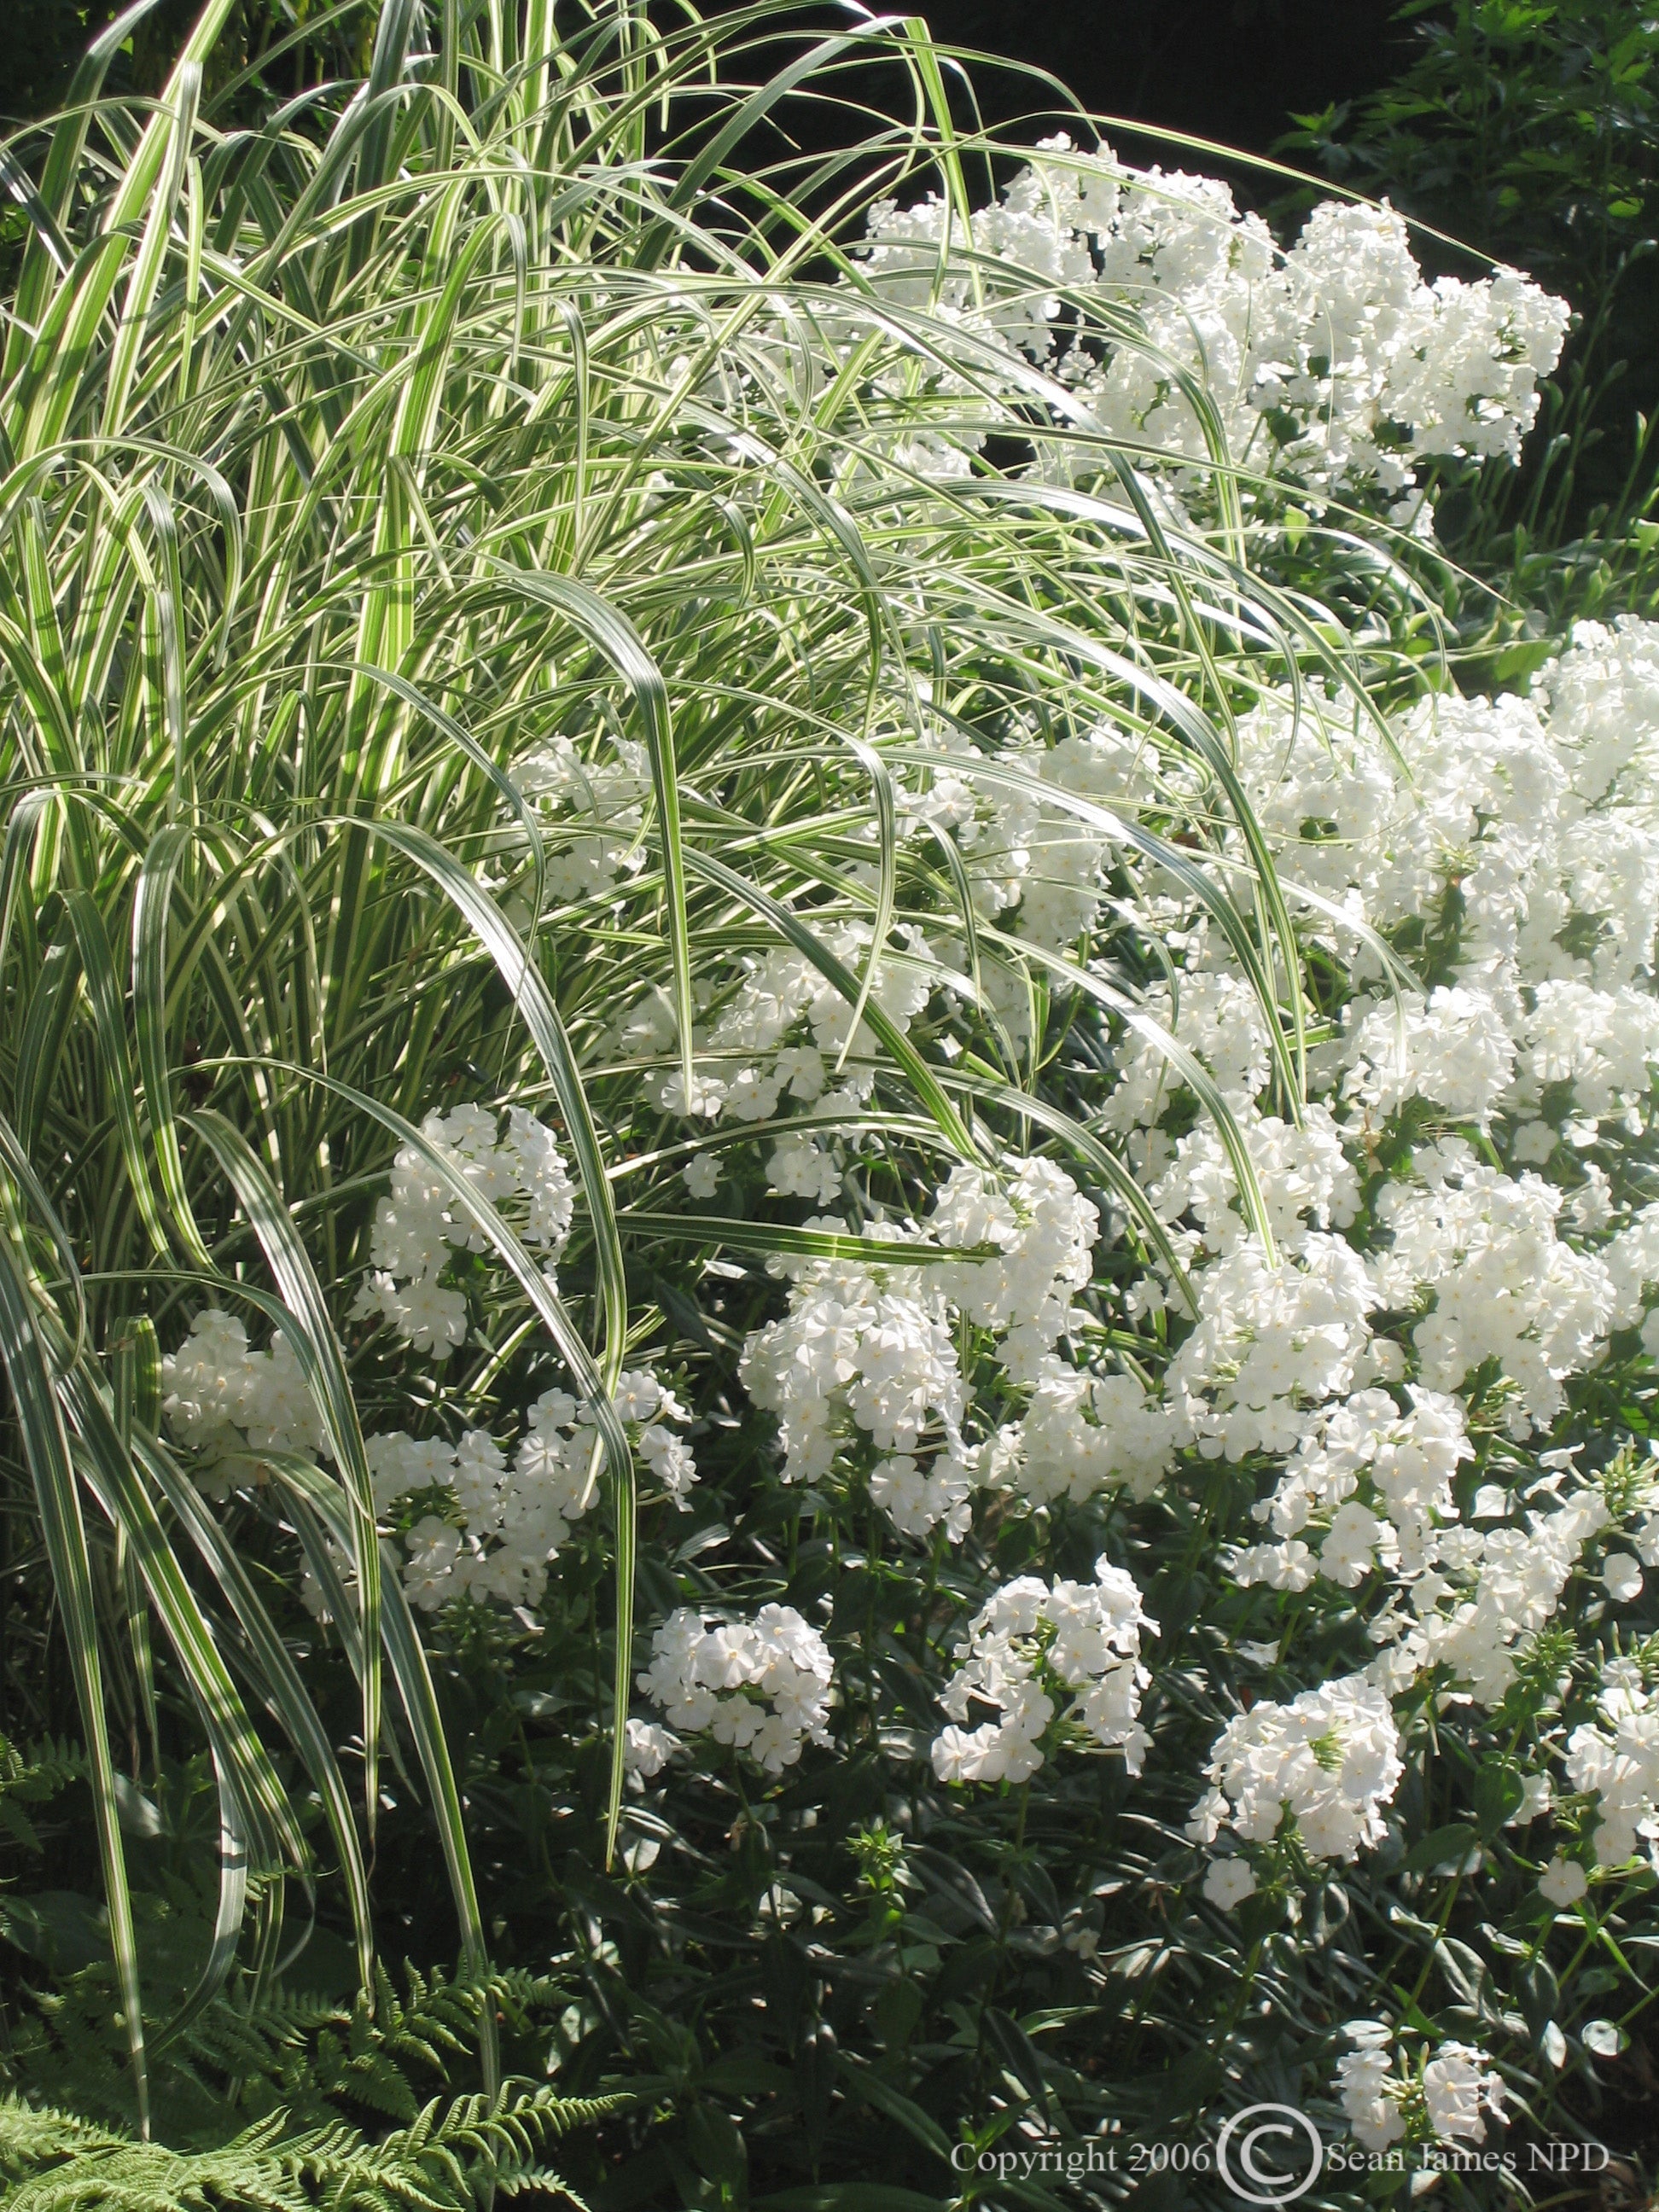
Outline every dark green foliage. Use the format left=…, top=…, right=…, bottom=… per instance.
left=0, top=1738, right=84, bottom=1857
left=1, top=1731, right=587, bottom=2149
left=371, top=1464, right=1659, bottom=2210
left=0, top=0, right=375, bottom=123
left=4, top=1953, right=580, bottom=2146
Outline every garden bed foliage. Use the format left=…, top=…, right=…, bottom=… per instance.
left=2, top=3, right=1659, bottom=2207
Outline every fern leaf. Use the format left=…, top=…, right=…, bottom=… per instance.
left=494, top=2169, right=591, bottom=2208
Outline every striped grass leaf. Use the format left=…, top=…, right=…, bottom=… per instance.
left=0, top=0, right=1400, bottom=2095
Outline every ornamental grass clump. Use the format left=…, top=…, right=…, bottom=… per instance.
left=2, top=0, right=1657, bottom=2198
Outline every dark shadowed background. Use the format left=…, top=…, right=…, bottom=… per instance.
left=3, top=0, right=1402, bottom=147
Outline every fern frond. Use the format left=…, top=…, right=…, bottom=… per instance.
left=0, top=2105, right=306, bottom=2211
left=0, top=1735, right=86, bottom=1849
left=0, top=2085, right=625, bottom=2212
left=313, top=2040, right=422, bottom=2126
left=0, top=2096, right=130, bottom=2171
left=0, top=1735, right=84, bottom=1788
left=2, top=1947, right=597, bottom=2162
left=494, top=2173, right=591, bottom=2208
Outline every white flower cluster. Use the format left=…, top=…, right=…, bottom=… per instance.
left=1423, top=2046, right=1508, bottom=2145
left=381, top=1370, right=698, bottom=1614
left=504, top=731, right=652, bottom=905
left=738, top=1156, right=1098, bottom=1534
left=1038, top=621, right=1659, bottom=1793
left=1371, top=1142, right=1615, bottom=1437
left=931, top=1559, right=1155, bottom=1784
left=352, top=1103, right=574, bottom=1359
left=1565, top=1653, right=1659, bottom=1870
left=1336, top=2038, right=1408, bottom=2154
left=1368, top=1477, right=1614, bottom=1706
left=1150, top=1106, right=1361, bottom=1261
left=1249, top=626, right=1659, bottom=1111
left=637, top=1604, right=833, bottom=1773
left=1189, top=1676, right=1402, bottom=1866
left=643, top=922, right=937, bottom=1124
left=912, top=729, right=1151, bottom=966
left=1238, top=1385, right=1470, bottom=1586
left=161, top=1307, right=327, bottom=1493
left=723, top=726, right=1153, bottom=1060
left=1017, top=1358, right=1182, bottom=1507
left=643, top=620, right=1659, bottom=1856
left=1343, top=989, right=1516, bottom=1129
left=1337, top=2028, right=1505, bottom=2152
left=1164, top=1234, right=1379, bottom=1463
left=859, top=137, right=1568, bottom=511
left=1101, top=969, right=1273, bottom=1137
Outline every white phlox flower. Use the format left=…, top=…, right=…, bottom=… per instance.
left=161, top=1307, right=329, bottom=1493
left=1564, top=1655, right=1659, bottom=1870
left=637, top=1604, right=834, bottom=1773
left=368, top=1369, right=697, bottom=1615
left=857, top=141, right=1566, bottom=512
left=931, top=1558, right=1156, bottom=1784
left=740, top=1157, right=1100, bottom=1534
left=351, top=1103, right=574, bottom=1359
left=1190, top=1675, right=1402, bottom=1864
